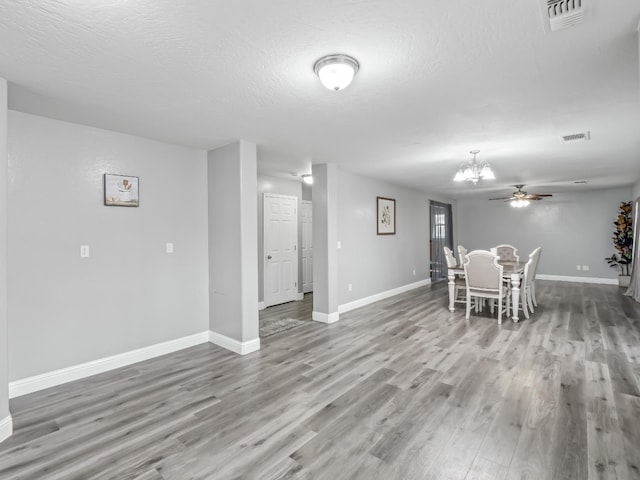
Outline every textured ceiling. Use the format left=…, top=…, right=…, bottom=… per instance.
left=0, top=0, right=639, bottom=199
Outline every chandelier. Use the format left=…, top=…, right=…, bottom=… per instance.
left=453, top=150, right=495, bottom=184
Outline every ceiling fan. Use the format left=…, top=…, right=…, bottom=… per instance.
left=489, top=185, right=553, bottom=207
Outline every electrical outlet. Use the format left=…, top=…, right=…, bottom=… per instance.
left=576, top=265, right=581, bottom=271
left=80, top=245, right=90, bottom=258
left=166, top=242, right=174, bottom=254
left=348, top=283, right=352, bottom=292
left=582, top=265, right=589, bottom=271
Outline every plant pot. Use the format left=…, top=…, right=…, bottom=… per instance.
left=619, top=275, right=631, bottom=288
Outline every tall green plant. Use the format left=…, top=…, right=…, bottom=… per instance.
left=605, top=201, right=633, bottom=276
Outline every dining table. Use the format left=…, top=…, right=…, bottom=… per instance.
left=447, top=261, right=526, bottom=322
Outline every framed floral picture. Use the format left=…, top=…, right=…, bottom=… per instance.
left=377, top=196, right=396, bottom=235
left=104, top=174, right=139, bottom=207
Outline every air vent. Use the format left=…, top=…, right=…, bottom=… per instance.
left=547, top=0, right=584, bottom=31
left=561, top=131, right=591, bottom=143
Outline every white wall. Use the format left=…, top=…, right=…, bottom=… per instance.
left=457, top=187, right=633, bottom=279
left=336, top=169, right=454, bottom=305
left=302, top=183, right=312, bottom=201
left=257, top=175, right=303, bottom=303
left=7, top=112, right=209, bottom=380
left=0, top=79, right=9, bottom=426
left=207, top=141, right=259, bottom=344
left=632, top=179, right=640, bottom=201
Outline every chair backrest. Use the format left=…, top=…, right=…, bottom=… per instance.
left=443, top=246, right=458, bottom=268
left=464, top=250, right=503, bottom=292
left=494, top=244, right=519, bottom=263
left=457, top=245, right=468, bottom=265
left=523, top=254, right=535, bottom=288
left=528, top=246, right=542, bottom=278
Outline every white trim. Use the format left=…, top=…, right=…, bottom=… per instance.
left=536, top=274, right=618, bottom=285
left=9, top=332, right=210, bottom=399
left=296, top=292, right=304, bottom=301
left=312, top=311, right=340, bottom=323
left=209, top=331, right=261, bottom=355
left=258, top=301, right=266, bottom=310
left=0, top=415, right=12, bottom=443
left=338, top=278, right=431, bottom=313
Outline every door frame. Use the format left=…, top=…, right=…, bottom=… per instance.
left=429, top=200, right=453, bottom=282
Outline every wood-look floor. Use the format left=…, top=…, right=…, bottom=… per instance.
left=259, top=293, right=313, bottom=337
left=1, top=281, right=640, bottom=479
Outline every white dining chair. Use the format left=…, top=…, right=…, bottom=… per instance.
left=444, top=246, right=466, bottom=305
left=512, top=254, right=535, bottom=319
left=457, top=245, right=468, bottom=266
left=463, top=250, right=510, bottom=325
left=494, top=244, right=519, bottom=263
left=528, top=247, right=542, bottom=307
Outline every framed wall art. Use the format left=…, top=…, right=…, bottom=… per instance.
left=377, top=196, right=396, bottom=235
left=104, top=174, right=139, bottom=207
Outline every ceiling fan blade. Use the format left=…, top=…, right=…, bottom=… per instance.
left=488, top=197, right=513, bottom=201
left=524, top=194, right=553, bottom=200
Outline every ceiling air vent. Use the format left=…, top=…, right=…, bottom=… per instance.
left=561, top=131, right=591, bottom=143
left=547, top=0, right=585, bottom=31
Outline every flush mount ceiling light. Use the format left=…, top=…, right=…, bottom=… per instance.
left=313, top=54, right=359, bottom=91
left=453, top=150, right=495, bottom=184
left=291, top=172, right=314, bottom=185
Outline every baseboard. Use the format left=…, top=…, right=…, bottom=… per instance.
left=296, top=292, right=304, bottom=301
left=9, top=331, right=210, bottom=399
left=209, top=331, right=261, bottom=355
left=258, top=301, right=265, bottom=310
left=536, top=274, right=618, bottom=285
left=338, top=278, right=431, bottom=314
left=0, top=415, right=12, bottom=444
left=312, top=311, right=340, bottom=323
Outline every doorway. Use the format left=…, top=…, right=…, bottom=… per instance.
left=263, top=193, right=298, bottom=307
left=430, top=201, right=453, bottom=282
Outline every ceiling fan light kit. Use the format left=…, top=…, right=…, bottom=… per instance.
left=511, top=199, right=530, bottom=208
left=454, top=150, right=495, bottom=184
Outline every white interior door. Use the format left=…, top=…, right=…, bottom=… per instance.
left=302, top=201, right=313, bottom=293
left=264, top=194, right=298, bottom=307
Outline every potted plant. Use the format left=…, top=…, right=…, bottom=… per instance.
left=605, top=201, right=633, bottom=287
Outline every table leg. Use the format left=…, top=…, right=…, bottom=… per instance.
left=448, top=269, right=456, bottom=312
left=511, top=273, right=521, bottom=322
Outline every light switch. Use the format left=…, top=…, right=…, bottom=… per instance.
left=337, top=241, right=341, bottom=249
left=166, top=242, right=174, bottom=254
left=80, top=245, right=90, bottom=258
